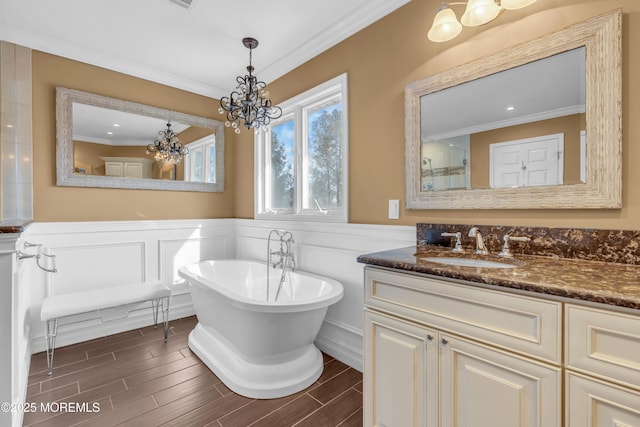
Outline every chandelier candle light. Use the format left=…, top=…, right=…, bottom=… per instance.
left=428, top=0, right=538, bottom=43
left=146, top=121, right=189, bottom=163
left=219, top=37, right=282, bottom=133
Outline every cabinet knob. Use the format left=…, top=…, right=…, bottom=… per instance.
left=441, top=338, right=449, bottom=346
left=426, top=334, right=434, bottom=342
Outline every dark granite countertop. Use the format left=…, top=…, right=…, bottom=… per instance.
left=0, top=220, right=31, bottom=234
left=357, top=245, right=640, bottom=311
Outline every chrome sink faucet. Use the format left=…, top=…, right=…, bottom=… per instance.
left=468, top=227, right=489, bottom=255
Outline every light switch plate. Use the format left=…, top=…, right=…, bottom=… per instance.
left=388, top=199, right=400, bottom=220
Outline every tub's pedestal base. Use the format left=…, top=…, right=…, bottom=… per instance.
left=188, top=323, right=324, bottom=399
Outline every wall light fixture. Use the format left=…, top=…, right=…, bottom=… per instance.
left=427, top=0, right=538, bottom=42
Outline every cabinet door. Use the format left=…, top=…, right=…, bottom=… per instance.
left=123, top=162, right=143, bottom=178
left=364, top=309, right=438, bottom=427
left=567, top=371, right=640, bottom=427
left=440, top=334, right=561, bottom=427
left=105, top=162, right=123, bottom=177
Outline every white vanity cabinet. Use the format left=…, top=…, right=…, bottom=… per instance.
left=365, top=310, right=437, bottom=426
left=364, top=267, right=562, bottom=427
left=565, top=304, right=640, bottom=426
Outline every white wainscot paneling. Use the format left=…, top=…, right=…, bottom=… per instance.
left=159, top=235, right=230, bottom=293
left=54, top=242, right=146, bottom=294
left=25, top=219, right=235, bottom=353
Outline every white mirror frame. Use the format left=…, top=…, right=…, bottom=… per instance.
left=405, top=9, right=621, bottom=209
left=56, top=87, right=225, bottom=192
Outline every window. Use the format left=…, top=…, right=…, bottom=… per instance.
left=255, top=73, right=348, bottom=222
left=184, top=135, right=217, bottom=183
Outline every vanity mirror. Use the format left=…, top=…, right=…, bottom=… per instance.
left=405, top=9, right=621, bottom=209
left=56, top=87, right=225, bottom=192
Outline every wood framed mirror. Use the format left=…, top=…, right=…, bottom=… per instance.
left=405, top=9, right=621, bottom=209
left=56, top=87, right=225, bottom=192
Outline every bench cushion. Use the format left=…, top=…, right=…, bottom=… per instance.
left=41, top=280, right=170, bottom=321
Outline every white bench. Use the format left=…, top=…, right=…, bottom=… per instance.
left=40, top=280, right=171, bottom=375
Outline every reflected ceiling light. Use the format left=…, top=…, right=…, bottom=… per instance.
left=218, top=37, right=282, bottom=134
left=145, top=121, right=189, bottom=163
left=501, top=0, right=537, bottom=10
left=428, top=0, right=538, bottom=42
left=461, top=0, right=502, bottom=26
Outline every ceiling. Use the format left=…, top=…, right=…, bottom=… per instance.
left=0, top=0, right=410, bottom=99
left=421, top=47, right=586, bottom=141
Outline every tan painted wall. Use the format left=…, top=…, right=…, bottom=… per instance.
left=32, top=52, right=235, bottom=222
left=234, top=0, right=640, bottom=229
left=27, top=1, right=640, bottom=229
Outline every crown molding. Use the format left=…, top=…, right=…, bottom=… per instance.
left=0, top=0, right=410, bottom=99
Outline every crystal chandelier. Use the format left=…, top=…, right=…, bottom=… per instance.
left=145, top=121, right=189, bottom=163
left=218, top=37, right=282, bottom=133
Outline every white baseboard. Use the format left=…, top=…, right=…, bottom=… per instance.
left=315, top=318, right=364, bottom=372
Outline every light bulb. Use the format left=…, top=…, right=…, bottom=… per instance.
left=501, top=0, right=537, bottom=10
left=461, top=0, right=502, bottom=27
left=428, top=5, right=463, bottom=42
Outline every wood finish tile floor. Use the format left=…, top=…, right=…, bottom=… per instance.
left=25, top=316, right=363, bottom=426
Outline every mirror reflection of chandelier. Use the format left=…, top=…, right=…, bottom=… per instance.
left=145, top=121, right=189, bottom=163
left=218, top=37, right=282, bottom=134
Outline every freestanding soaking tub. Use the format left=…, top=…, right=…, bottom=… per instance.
left=178, top=259, right=344, bottom=398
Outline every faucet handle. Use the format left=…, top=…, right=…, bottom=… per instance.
left=441, top=232, right=464, bottom=253
left=499, top=235, right=530, bottom=258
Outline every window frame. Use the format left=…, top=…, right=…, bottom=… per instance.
left=184, top=134, right=217, bottom=183
left=255, top=73, right=349, bottom=222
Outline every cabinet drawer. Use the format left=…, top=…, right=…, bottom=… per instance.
left=365, top=267, right=562, bottom=364
left=566, top=371, right=640, bottom=426
left=566, top=304, right=640, bottom=390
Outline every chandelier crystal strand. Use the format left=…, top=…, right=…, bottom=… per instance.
left=219, top=37, right=282, bottom=133
left=145, top=121, right=189, bottom=163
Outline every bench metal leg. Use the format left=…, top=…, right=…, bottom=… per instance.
left=45, top=319, right=58, bottom=376
left=162, top=296, right=170, bottom=342
left=152, top=298, right=160, bottom=327
left=151, top=297, right=170, bottom=342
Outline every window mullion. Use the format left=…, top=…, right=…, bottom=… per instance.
left=294, top=106, right=303, bottom=215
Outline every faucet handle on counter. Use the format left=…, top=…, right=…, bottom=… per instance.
left=499, top=235, right=531, bottom=258
left=441, top=231, right=464, bottom=253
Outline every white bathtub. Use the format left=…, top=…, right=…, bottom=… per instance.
left=178, top=259, right=344, bottom=398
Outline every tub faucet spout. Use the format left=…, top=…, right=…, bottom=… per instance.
left=267, top=230, right=296, bottom=301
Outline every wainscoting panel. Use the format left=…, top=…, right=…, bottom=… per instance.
left=24, top=219, right=236, bottom=353
left=52, top=242, right=146, bottom=294
left=159, top=235, right=229, bottom=293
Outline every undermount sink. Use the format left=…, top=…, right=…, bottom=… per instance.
left=418, top=255, right=523, bottom=269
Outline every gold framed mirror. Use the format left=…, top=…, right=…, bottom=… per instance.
left=405, top=9, right=621, bottom=209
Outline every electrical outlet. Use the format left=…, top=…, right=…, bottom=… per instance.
left=388, top=199, right=400, bottom=220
